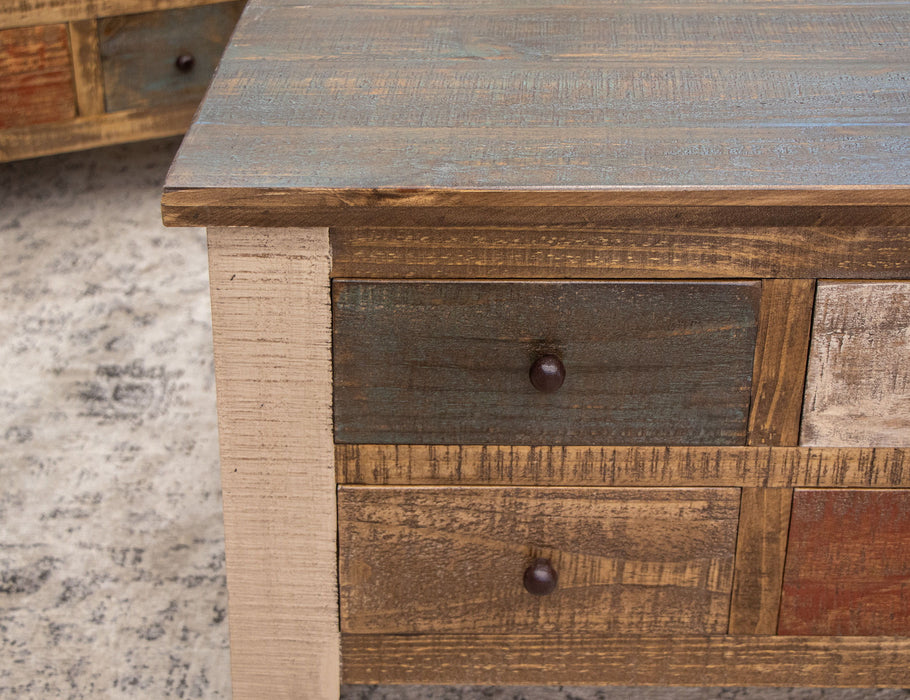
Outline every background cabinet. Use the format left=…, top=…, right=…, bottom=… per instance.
left=0, top=0, right=243, bottom=162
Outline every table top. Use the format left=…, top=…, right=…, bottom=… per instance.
left=163, top=0, right=910, bottom=226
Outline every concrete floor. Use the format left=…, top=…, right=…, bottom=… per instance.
left=1, top=138, right=908, bottom=699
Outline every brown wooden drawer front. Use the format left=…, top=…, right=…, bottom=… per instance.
left=801, top=281, right=910, bottom=447
left=99, top=2, right=243, bottom=113
left=779, top=489, right=910, bottom=636
left=333, top=280, right=760, bottom=445
left=338, top=486, right=740, bottom=634
left=0, top=24, right=76, bottom=128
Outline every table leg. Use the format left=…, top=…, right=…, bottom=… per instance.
left=208, top=226, right=339, bottom=698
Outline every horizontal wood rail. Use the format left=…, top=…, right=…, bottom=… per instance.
left=342, top=633, right=910, bottom=687
left=336, top=444, right=910, bottom=488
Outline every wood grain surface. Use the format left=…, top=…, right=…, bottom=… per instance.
left=339, top=486, right=739, bottom=634
left=747, top=279, right=816, bottom=446
left=1, top=0, right=233, bottom=29
left=0, top=24, right=76, bottom=129
left=0, top=103, right=196, bottom=162
left=163, top=0, right=910, bottom=219
left=779, top=489, right=910, bottom=636
left=728, top=487, right=792, bottom=635
left=341, top=633, right=910, bottom=686
left=164, top=195, right=910, bottom=229
left=99, top=2, right=243, bottom=112
left=336, top=444, right=910, bottom=488
left=727, top=280, right=812, bottom=632
left=68, top=19, right=105, bottom=116
left=207, top=227, right=339, bottom=698
left=330, top=225, right=910, bottom=280
left=801, top=282, right=910, bottom=447
left=333, top=280, right=759, bottom=445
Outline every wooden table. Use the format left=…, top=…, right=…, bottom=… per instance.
left=162, top=1, right=910, bottom=697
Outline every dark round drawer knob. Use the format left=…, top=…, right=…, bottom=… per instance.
left=175, top=53, right=196, bottom=73
left=523, top=558, right=558, bottom=596
left=529, top=354, right=565, bottom=393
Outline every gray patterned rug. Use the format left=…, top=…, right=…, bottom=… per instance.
left=1, top=138, right=908, bottom=699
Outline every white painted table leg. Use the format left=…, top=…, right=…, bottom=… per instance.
left=207, top=227, right=339, bottom=699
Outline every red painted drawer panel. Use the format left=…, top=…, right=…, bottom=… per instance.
left=779, top=489, right=910, bottom=636
left=0, top=24, right=76, bottom=128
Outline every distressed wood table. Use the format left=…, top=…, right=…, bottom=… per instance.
left=162, top=1, right=910, bottom=697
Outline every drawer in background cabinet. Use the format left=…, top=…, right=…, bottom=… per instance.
left=338, top=486, right=741, bottom=634
left=99, top=2, right=244, bottom=113
left=0, top=24, right=76, bottom=128
left=801, top=281, right=910, bottom=447
left=332, top=280, right=761, bottom=445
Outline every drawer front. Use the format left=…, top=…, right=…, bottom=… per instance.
left=779, top=489, right=910, bottom=636
left=333, top=280, right=760, bottom=445
left=339, top=486, right=740, bottom=634
left=0, top=24, right=76, bottom=128
left=99, top=2, right=244, bottom=113
left=801, top=281, right=910, bottom=447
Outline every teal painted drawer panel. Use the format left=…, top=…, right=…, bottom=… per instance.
left=333, top=280, right=761, bottom=445
left=99, top=1, right=244, bottom=113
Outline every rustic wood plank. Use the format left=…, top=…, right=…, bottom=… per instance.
left=218, top=2, right=910, bottom=66
left=198, top=61, right=910, bottom=131
left=0, top=23, right=76, bottom=129
left=728, top=487, right=792, bottom=635
left=330, top=226, right=910, bottom=280
left=333, top=280, right=760, bottom=445
left=341, top=634, right=910, bottom=687
left=727, top=280, right=814, bottom=633
left=207, top=227, right=338, bottom=698
left=68, top=19, right=105, bottom=116
left=335, top=444, right=910, bottom=488
left=339, top=486, right=739, bottom=635
left=779, top=489, right=910, bottom=636
left=747, top=279, right=816, bottom=445
left=0, top=0, right=232, bottom=29
left=99, top=1, right=243, bottom=112
left=0, top=103, right=196, bottom=162
left=163, top=0, right=910, bottom=214
left=162, top=128, right=910, bottom=215
left=801, top=281, right=910, bottom=447
left=163, top=190, right=910, bottom=228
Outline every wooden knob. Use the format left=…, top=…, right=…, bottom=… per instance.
left=523, top=558, right=558, bottom=596
left=529, top=354, right=565, bottom=393
left=175, top=53, right=196, bottom=73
